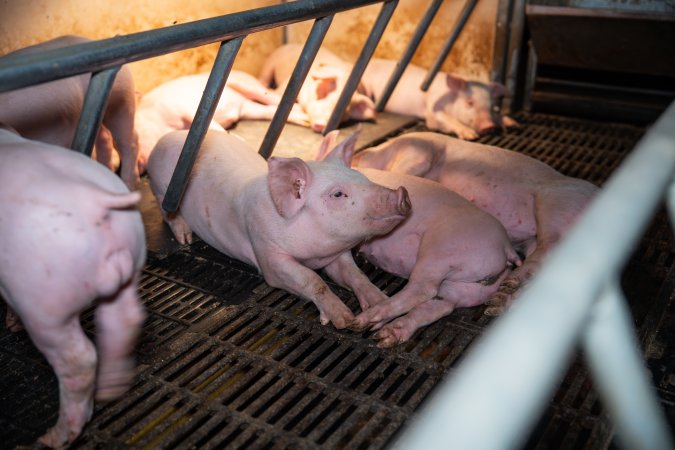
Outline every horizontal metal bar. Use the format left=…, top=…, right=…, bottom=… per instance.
left=583, top=281, right=673, bottom=450
left=376, top=0, right=443, bottom=112
left=258, top=15, right=333, bottom=159
left=162, top=36, right=243, bottom=214
left=324, top=0, right=399, bottom=133
left=391, top=100, right=675, bottom=450
left=421, top=0, right=478, bottom=91
left=0, top=0, right=385, bottom=93
left=71, top=66, right=120, bottom=155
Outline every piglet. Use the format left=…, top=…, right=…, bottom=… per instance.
left=0, top=128, right=146, bottom=447
left=313, top=142, right=520, bottom=347
left=353, top=131, right=599, bottom=314
left=361, top=58, right=518, bottom=140
left=0, top=35, right=140, bottom=189
left=135, top=70, right=310, bottom=172
left=259, top=44, right=376, bottom=132
left=147, top=129, right=410, bottom=329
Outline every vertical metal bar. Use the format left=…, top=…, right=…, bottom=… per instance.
left=503, top=0, right=527, bottom=112
left=583, top=282, right=674, bottom=450
left=375, top=0, right=443, bottom=112
left=258, top=15, right=333, bottom=159
left=324, top=0, right=399, bottom=133
left=421, top=0, right=478, bottom=91
left=161, top=36, right=244, bottom=214
left=667, top=177, right=675, bottom=232
left=71, top=66, right=120, bottom=156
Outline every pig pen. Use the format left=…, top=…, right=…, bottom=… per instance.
left=1, top=0, right=674, bottom=449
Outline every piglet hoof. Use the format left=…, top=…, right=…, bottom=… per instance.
left=483, top=305, right=507, bottom=316
left=5, top=308, right=23, bottom=332
left=374, top=327, right=404, bottom=349
left=503, top=115, right=520, bottom=128
left=38, top=425, right=78, bottom=449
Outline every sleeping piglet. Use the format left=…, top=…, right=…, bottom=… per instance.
left=147, top=129, right=410, bottom=329
left=313, top=140, right=520, bottom=347
left=361, top=58, right=518, bottom=140
left=0, top=128, right=146, bottom=447
left=259, top=44, right=376, bottom=132
left=135, top=70, right=310, bottom=173
left=0, top=35, right=140, bottom=189
left=353, top=131, right=599, bottom=314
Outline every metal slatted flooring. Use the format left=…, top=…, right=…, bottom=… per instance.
left=2, top=111, right=674, bottom=449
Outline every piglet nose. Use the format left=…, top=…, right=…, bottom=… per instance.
left=311, top=121, right=327, bottom=133
left=395, top=186, right=411, bottom=216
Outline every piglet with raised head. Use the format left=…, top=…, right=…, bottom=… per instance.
left=353, top=131, right=599, bottom=314
left=361, top=59, right=518, bottom=140
left=0, top=35, right=140, bottom=189
left=313, top=141, right=520, bottom=347
left=0, top=128, right=146, bottom=448
left=147, top=129, right=410, bottom=329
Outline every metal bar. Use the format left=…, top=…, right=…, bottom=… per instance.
left=375, top=0, right=443, bottom=112
left=324, top=0, right=399, bottom=133
left=583, top=281, right=673, bottom=450
left=257, top=15, right=333, bottom=159
left=161, top=37, right=243, bottom=214
left=390, top=100, right=675, bottom=450
left=71, top=66, right=120, bottom=156
left=421, top=0, right=478, bottom=91
left=503, top=0, right=527, bottom=112
left=0, top=0, right=385, bottom=93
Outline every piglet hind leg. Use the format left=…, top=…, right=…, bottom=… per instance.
left=24, top=315, right=97, bottom=448
left=153, top=190, right=194, bottom=245
left=95, top=276, right=145, bottom=400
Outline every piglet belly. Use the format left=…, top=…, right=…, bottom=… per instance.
left=359, top=233, right=418, bottom=279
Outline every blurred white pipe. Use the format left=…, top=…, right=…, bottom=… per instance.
left=391, top=101, right=675, bottom=450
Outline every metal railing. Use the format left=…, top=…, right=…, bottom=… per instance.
left=391, top=101, right=675, bottom=450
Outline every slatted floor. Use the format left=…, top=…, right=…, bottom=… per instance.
left=1, top=111, right=673, bottom=449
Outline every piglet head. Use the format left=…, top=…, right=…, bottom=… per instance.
left=269, top=129, right=410, bottom=250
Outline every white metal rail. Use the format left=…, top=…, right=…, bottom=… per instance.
left=392, top=101, right=675, bottom=450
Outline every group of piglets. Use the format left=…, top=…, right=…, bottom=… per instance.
left=0, top=33, right=596, bottom=448
left=259, top=44, right=517, bottom=138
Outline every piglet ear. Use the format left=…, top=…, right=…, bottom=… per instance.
left=320, top=127, right=361, bottom=167
left=446, top=73, right=467, bottom=92
left=350, top=93, right=376, bottom=120
left=268, top=157, right=313, bottom=219
left=312, top=68, right=338, bottom=99
left=490, top=82, right=507, bottom=98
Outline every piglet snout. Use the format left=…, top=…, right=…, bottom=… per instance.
left=395, top=186, right=412, bottom=216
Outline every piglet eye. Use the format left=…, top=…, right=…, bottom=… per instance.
left=333, top=191, right=346, bottom=198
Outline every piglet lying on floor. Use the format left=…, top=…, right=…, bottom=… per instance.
left=147, top=129, right=410, bottom=329
left=314, top=135, right=521, bottom=347
left=0, top=128, right=146, bottom=448
left=353, top=131, right=599, bottom=314
left=135, top=70, right=309, bottom=172
left=0, top=35, right=140, bottom=190
left=259, top=44, right=376, bottom=132
left=361, top=58, right=517, bottom=140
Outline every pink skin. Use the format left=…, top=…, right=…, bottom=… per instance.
left=147, top=129, right=410, bottom=329
left=361, top=58, right=518, bottom=140
left=0, top=35, right=140, bottom=190
left=259, top=44, right=376, bottom=133
left=135, top=70, right=310, bottom=173
left=0, top=129, right=146, bottom=448
left=353, top=131, right=599, bottom=314
left=315, top=142, right=520, bottom=347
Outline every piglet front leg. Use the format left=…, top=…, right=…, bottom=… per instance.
left=259, top=253, right=356, bottom=329
left=323, top=251, right=388, bottom=311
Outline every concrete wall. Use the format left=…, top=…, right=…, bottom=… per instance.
left=0, top=0, right=499, bottom=94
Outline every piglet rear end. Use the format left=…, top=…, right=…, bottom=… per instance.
left=0, top=129, right=146, bottom=448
